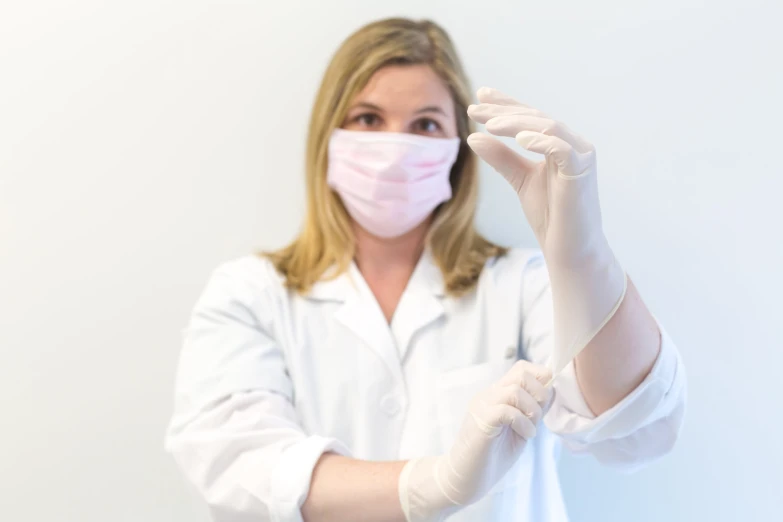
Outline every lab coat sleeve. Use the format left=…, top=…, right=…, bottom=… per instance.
left=164, top=261, right=349, bottom=522
left=517, top=253, right=687, bottom=471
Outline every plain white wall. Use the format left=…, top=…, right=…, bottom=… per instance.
left=1, top=1, right=781, bottom=521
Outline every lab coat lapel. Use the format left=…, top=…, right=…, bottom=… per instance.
left=391, top=249, right=446, bottom=361
left=332, top=263, right=404, bottom=382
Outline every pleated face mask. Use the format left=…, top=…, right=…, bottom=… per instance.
left=326, top=129, right=460, bottom=238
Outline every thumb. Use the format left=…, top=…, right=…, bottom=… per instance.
left=467, top=132, right=537, bottom=194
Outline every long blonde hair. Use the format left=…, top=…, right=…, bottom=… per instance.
left=264, top=18, right=506, bottom=296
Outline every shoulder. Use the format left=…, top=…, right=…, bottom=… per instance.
left=484, top=247, right=547, bottom=279
left=198, top=254, right=287, bottom=308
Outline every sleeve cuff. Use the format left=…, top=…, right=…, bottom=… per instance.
left=545, top=318, right=683, bottom=446
left=268, top=436, right=351, bottom=522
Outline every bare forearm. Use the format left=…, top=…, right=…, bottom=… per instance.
left=574, top=277, right=661, bottom=415
left=302, top=453, right=407, bottom=522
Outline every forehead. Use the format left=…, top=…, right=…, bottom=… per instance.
left=353, top=64, right=453, bottom=113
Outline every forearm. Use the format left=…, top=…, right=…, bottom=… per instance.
left=302, top=453, right=407, bottom=522
left=574, top=277, right=661, bottom=415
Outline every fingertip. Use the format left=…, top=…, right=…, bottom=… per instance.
left=466, top=104, right=481, bottom=123
left=514, top=129, right=539, bottom=147
left=466, top=132, right=488, bottom=149
left=466, top=132, right=501, bottom=154
left=510, top=412, right=536, bottom=440
left=476, top=86, right=494, bottom=100
left=476, top=86, right=524, bottom=107
left=535, top=367, right=553, bottom=385
left=484, top=116, right=506, bottom=135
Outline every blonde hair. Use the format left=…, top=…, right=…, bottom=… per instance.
left=264, top=18, right=506, bottom=296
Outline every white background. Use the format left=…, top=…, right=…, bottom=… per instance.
left=1, top=1, right=781, bottom=521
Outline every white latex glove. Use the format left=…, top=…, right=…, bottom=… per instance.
left=398, top=360, right=553, bottom=522
left=466, top=87, right=628, bottom=379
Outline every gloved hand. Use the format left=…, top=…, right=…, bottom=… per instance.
left=398, top=360, right=553, bottom=522
left=466, top=87, right=628, bottom=378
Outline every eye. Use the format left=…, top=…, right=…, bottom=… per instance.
left=353, top=113, right=381, bottom=128
left=414, top=118, right=442, bottom=135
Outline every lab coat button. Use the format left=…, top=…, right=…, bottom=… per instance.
left=505, top=345, right=517, bottom=359
left=380, top=395, right=401, bottom=416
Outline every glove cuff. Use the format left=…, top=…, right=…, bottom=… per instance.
left=399, top=457, right=461, bottom=522
left=548, top=247, right=627, bottom=376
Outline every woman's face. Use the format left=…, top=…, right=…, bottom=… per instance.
left=342, top=64, right=458, bottom=139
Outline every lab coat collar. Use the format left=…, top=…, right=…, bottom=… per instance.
left=304, top=265, right=353, bottom=302
left=305, top=248, right=446, bottom=302
left=415, top=248, right=447, bottom=298
left=390, top=248, right=447, bottom=360
left=306, top=248, right=447, bottom=370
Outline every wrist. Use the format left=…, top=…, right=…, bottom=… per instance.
left=398, top=457, right=460, bottom=522
left=544, top=234, right=619, bottom=276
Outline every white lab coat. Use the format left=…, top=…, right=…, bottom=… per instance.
left=165, top=248, right=686, bottom=522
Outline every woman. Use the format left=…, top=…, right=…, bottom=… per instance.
left=165, top=18, right=686, bottom=522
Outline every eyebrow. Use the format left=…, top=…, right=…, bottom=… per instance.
left=415, top=105, right=447, bottom=116
left=351, top=102, right=384, bottom=113
left=349, top=102, right=447, bottom=116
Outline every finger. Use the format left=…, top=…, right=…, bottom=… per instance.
left=500, top=361, right=553, bottom=405
left=494, top=384, right=543, bottom=423
left=513, top=388, right=544, bottom=425
left=485, top=115, right=591, bottom=154
left=520, top=373, right=553, bottom=409
left=467, top=103, right=548, bottom=125
left=466, top=132, right=538, bottom=194
left=515, top=131, right=597, bottom=180
left=513, top=131, right=577, bottom=174
left=532, top=364, right=553, bottom=386
left=500, top=360, right=552, bottom=386
left=493, top=404, right=537, bottom=439
left=476, top=86, right=527, bottom=107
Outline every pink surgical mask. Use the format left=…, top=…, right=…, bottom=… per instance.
left=326, top=129, right=460, bottom=238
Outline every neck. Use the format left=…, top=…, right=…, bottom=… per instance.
left=353, top=218, right=431, bottom=276
left=353, top=218, right=432, bottom=324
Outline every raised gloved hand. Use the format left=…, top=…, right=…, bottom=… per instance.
left=398, top=360, right=553, bottom=522
left=466, top=87, right=628, bottom=379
